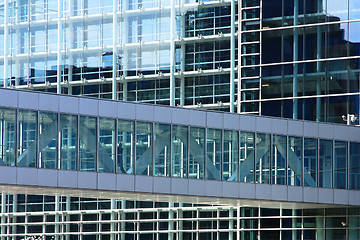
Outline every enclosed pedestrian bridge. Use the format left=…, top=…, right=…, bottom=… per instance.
left=0, top=88, right=359, bottom=208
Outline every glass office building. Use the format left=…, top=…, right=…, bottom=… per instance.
left=0, top=0, right=360, bottom=239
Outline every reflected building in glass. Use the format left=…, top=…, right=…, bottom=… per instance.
left=0, top=0, right=360, bottom=239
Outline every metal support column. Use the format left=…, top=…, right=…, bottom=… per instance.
left=1, top=193, right=6, bottom=240
left=230, top=0, right=236, bottom=113
left=237, top=0, right=242, bottom=113
left=316, top=0, right=323, bottom=122
left=293, top=0, right=299, bottom=120
left=3, top=0, right=9, bottom=88
left=170, top=0, right=176, bottom=106
left=57, top=0, right=63, bottom=94
left=112, top=0, right=118, bottom=100
left=180, top=14, right=186, bottom=106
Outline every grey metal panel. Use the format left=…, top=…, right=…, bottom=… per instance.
left=287, top=186, right=303, bottom=202
left=255, top=184, right=272, bottom=200
left=239, top=183, right=256, bottom=199
left=37, top=169, right=58, bottom=187
left=223, top=113, right=240, bottom=130
left=0, top=88, right=18, bottom=108
left=18, top=91, right=39, bottom=110
left=39, top=94, right=59, bottom=112
left=288, top=120, right=304, bottom=136
left=98, top=172, right=116, bottom=190
left=207, top=112, right=223, bottom=129
left=272, top=118, right=288, bottom=135
left=0, top=166, right=16, bottom=185
left=348, top=126, right=360, bottom=142
left=333, top=125, right=350, bottom=141
left=333, top=189, right=349, bottom=205
left=239, top=115, right=256, bottom=132
left=205, top=180, right=222, bottom=197
left=118, top=102, right=136, bottom=120
left=154, top=106, right=172, bottom=124
left=318, top=188, right=334, bottom=204
left=349, top=190, right=360, bottom=205
left=116, top=174, right=135, bottom=192
left=78, top=172, right=97, bottom=189
left=271, top=185, right=287, bottom=201
left=59, top=95, right=79, bottom=114
left=222, top=181, right=239, bottom=198
left=79, top=98, right=99, bottom=116
left=189, top=110, right=206, bottom=127
left=171, top=108, right=190, bottom=125
left=17, top=167, right=38, bottom=186
left=188, top=179, right=206, bottom=196
left=319, top=123, right=334, bottom=139
left=135, top=175, right=153, bottom=193
left=303, top=122, right=319, bottom=138
left=153, top=177, right=171, bottom=194
left=303, top=187, right=319, bottom=203
left=99, top=100, right=118, bottom=118
left=136, top=104, right=154, bottom=122
left=256, top=117, right=272, bottom=133
left=58, top=171, right=78, bottom=188
left=170, top=178, right=188, bottom=195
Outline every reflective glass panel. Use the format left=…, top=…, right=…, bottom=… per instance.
left=189, top=127, right=205, bottom=179
left=319, top=139, right=333, bottom=188
left=349, top=142, right=360, bottom=190
left=0, top=108, right=16, bottom=166
left=136, top=122, right=153, bottom=176
left=154, top=123, right=170, bottom=177
left=117, top=120, right=134, bottom=174
left=288, top=136, right=303, bottom=186
left=79, top=116, right=97, bottom=171
left=60, top=114, right=78, bottom=170
left=171, top=125, right=188, bottom=178
left=240, top=132, right=255, bottom=183
left=98, top=118, right=115, bottom=173
left=39, top=112, right=57, bottom=169
left=223, top=130, right=239, bottom=181
left=256, top=133, right=271, bottom=184
left=17, top=110, right=37, bottom=168
left=206, top=128, right=222, bottom=180
left=272, top=135, right=287, bottom=185
left=304, top=138, right=318, bottom=187
left=334, top=141, right=348, bottom=189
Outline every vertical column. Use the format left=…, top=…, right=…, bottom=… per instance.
left=230, top=0, right=236, bottom=113
left=3, top=0, right=9, bottom=88
left=316, top=0, right=323, bottom=122
left=169, top=0, right=176, bottom=106
left=180, top=14, right=186, bottom=106
left=65, top=197, right=71, bottom=240
left=168, top=203, right=174, bottom=240
left=229, top=208, right=234, bottom=240
left=57, top=0, right=63, bottom=94
left=122, top=2, right=128, bottom=101
left=112, top=0, right=118, bottom=100
left=237, top=0, right=242, bottom=113
left=292, top=0, right=299, bottom=119
left=54, top=196, right=60, bottom=240
left=1, top=193, right=6, bottom=240
left=110, top=199, right=116, bottom=240
left=68, top=0, right=74, bottom=95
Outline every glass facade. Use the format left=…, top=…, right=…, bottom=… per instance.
left=1, top=105, right=359, bottom=191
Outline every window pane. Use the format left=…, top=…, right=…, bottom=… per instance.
left=189, top=127, right=205, bottom=179
left=17, top=110, right=37, bottom=168
left=334, top=141, right=348, bottom=189
left=319, top=139, right=333, bottom=188
left=171, top=125, right=188, bottom=178
left=0, top=108, right=16, bottom=166
left=304, top=138, right=318, bottom=187
left=206, top=128, right=222, bottom=180
left=349, top=142, right=360, bottom=190
left=288, top=136, right=303, bottom=186
left=60, top=114, right=78, bottom=170
left=117, top=120, right=134, bottom=174
left=98, top=118, right=115, bottom=173
left=240, top=132, right=255, bottom=183
left=223, top=130, right=239, bottom=181
left=272, top=135, right=287, bottom=185
left=79, top=116, right=97, bottom=171
left=154, top=123, right=170, bottom=177
left=136, top=122, right=153, bottom=176
left=39, top=111, right=58, bottom=169
left=256, top=133, right=271, bottom=184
